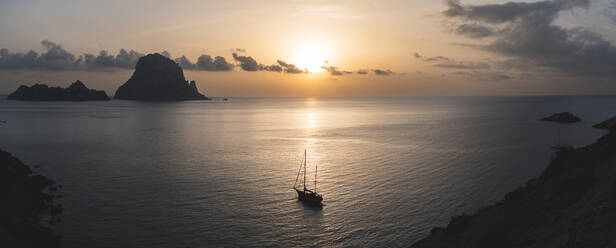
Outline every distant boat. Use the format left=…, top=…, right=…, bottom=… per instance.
left=223, top=98, right=228, bottom=101
left=293, top=150, right=323, bottom=205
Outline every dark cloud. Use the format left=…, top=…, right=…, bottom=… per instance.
left=196, top=55, right=234, bottom=71
left=373, top=69, right=394, bottom=76
left=442, top=0, right=616, bottom=78
left=322, top=66, right=383, bottom=76
left=275, top=60, right=305, bottom=74
left=261, top=64, right=283, bottom=72
left=414, top=52, right=449, bottom=62
left=235, top=48, right=246, bottom=53
left=451, top=71, right=512, bottom=81
left=232, top=52, right=260, bottom=71
left=0, top=40, right=237, bottom=71
left=174, top=56, right=196, bottom=70
left=231, top=53, right=306, bottom=74
left=1, top=40, right=391, bottom=76
left=455, top=23, right=494, bottom=38
left=443, top=0, right=588, bottom=24
left=0, top=40, right=145, bottom=70
left=174, top=55, right=235, bottom=71
left=435, top=61, right=490, bottom=70
left=0, top=40, right=76, bottom=70
left=322, top=66, right=344, bottom=76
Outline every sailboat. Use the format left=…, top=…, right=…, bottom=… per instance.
left=293, top=150, right=323, bottom=205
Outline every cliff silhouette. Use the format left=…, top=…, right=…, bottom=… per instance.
left=8, top=80, right=110, bottom=101
left=0, top=149, right=63, bottom=247
left=114, top=53, right=209, bottom=101
left=411, top=117, right=616, bottom=248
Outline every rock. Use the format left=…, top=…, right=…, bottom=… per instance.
left=113, top=53, right=209, bottom=101
left=411, top=117, right=616, bottom=248
left=540, top=112, right=581, bottom=123
left=0, top=149, right=62, bottom=247
left=592, top=116, right=616, bottom=130
left=7, top=80, right=110, bottom=101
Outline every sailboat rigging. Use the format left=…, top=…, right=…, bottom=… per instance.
left=293, top=150, right=323, bottom=205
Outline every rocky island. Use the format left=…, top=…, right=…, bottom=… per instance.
left=411, top=117, right=616, bottom=248
left=541, top=112, right=582, bottom=123
left=8, top=80, right=110, bottom=101
left=0, top=149, right=62, bottom=247
left=114, top=53, right=209, bottom=101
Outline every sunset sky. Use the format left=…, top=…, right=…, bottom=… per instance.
left=1, top=0, right=615, bottom=97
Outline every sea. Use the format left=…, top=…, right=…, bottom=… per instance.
left=0, top=96, right=614, bottom=247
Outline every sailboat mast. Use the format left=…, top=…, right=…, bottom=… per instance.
left=315, top=163, right=317, bottom=193
left=303, top=150, right=307, bottom=191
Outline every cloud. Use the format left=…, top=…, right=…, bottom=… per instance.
left=414, top=52, right=449, bottom=62
left=0, top=40, right=145, bottom=70
left=322, top=66, right=344, bottom=76
left=231, top=53, right=307, bottom=73
left=232, top=52, right=260, bottom=71
left=373, top=69, right=394, bottom=76
left=435, top=60, right=490, bottom=70
left=1, top=40, right=394, bottom=76
left=174, top=56, right=196, bottom=70
left=451, top=71, right=512, bottom=81
left=414, top=51, right=512, bottom=80
left=0, top=40, right=76, bottom=70
left=196, top=55, right=234, bottom=71
left=174, top=55, right=235, bottom=71
left=275, top=60, right=306, bottom=74
left=442, top=0, right=616, bottom=78
left=455, top=23, right=494, bottom=38
left=235, top=48, right=246, bottom=53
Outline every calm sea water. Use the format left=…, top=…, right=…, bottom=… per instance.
left=0, top=96, right=614, bottom=247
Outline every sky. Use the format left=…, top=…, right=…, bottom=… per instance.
left=1, top=0, right=615, bottom=97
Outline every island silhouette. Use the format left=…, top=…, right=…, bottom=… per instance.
left=8, top=80, right=110, bottom=101
left=114, top=53, right=210, bottom=101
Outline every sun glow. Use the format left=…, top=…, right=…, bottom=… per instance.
left=293, top=41, right=331, bottom=73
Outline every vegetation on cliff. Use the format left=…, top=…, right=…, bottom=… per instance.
left=0, top=149, right=63, bottom=247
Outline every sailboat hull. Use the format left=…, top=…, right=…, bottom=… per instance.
left=295, top=188, right=323, bottom=205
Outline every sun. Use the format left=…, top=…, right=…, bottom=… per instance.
left=293, top=41, right=330, bottom=73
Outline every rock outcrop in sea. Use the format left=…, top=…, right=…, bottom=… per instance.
left=8, top=80, right=110, bottom=101
left=411, top=116, right=616, bottom=248
left=540, top=112, right=582, bottom=123
left=0, top=149, right=63, bottom=247
left=114, top=53, right=209, bottom=101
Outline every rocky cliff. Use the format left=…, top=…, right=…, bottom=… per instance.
left=0, top=149, right=62, bottom=247
left=411, top=118, right=616, bottom=248
left=114, top=53, right=209, bottom=101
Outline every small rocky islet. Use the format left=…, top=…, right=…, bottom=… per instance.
left=540, top=112, right=582, bottom=123
left=8, top=80, right=110, bottom=101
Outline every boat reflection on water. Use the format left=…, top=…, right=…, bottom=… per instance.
left=293, top=150, right=323, bottom=206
